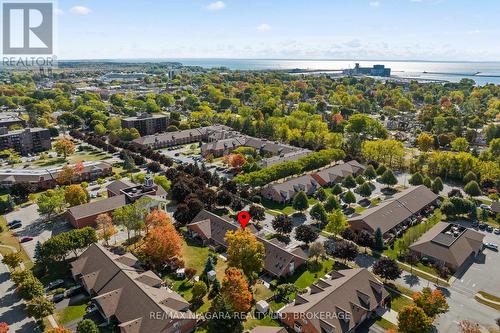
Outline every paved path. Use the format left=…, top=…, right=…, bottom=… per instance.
left=375, top=308, right=399, bottom=325
left=0, top=254, right=39, bottom=333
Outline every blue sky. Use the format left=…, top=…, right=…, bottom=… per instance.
left=55, top=0, right=500, bottom=61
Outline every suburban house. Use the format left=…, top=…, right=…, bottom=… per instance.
left=0, top=161, right=112, bottom=189
left=261, top=175, right=320, bottom=203
left=409, top=222, right=485, bottom=271
left=186, top=210, right=307, bottom=278
left=311, top=160, right=366, bottom=186
left=279, top=268, right=389, bottom=333
left=347, top=185, right=439, bottom=240
left=66, top=174, right=167, bottom=228
left=71, top=244, right=197, bottom=333
left=260, top=160, right=366, bottom=203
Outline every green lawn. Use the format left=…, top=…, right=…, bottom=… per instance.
left=261, top=198, right=296, bottom=215
left=384, top=209, right=443, bottom=260
left=478, top=291, right=500, bottom=303
left=269, top=300, right=286, bottom=311
left=375, top=317, right=398, bottom=330
left=253, top=283, right=273, bottom=302
left=243, top=314, right=280, bottom=330
left=32, top=149, right=110, bottom=168
left=388, top=290, right=413, bottom=312
left=55, top=297, right=89, bottom=325
left=0, top=216, right=33, bottom=269
left=181, top=238, right=211, bottom=273
left=285, top=259, right=334, bottom=289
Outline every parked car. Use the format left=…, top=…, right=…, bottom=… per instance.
left=479, top=204, right=491, bottom=211
left=484, top=243, right=498, bottom=251
left=46, top=279, right=64, bottom=290
left=7, top=219, right=21, bottom=227
left=478, top=224, right=487, bottom=230
left=65, top=285, right=83, bottom=297
left=174, top=152, right=180, bottom=157
left=52, top=293, right=65, bottom=303
left=494, top=228, right=500, bottom=235
left=86, top=303, right=98, bottom=313
left=486, top=225, right=494, bottom=232
left=20, top=237, right=33, bottom=243
left=9, top=223, right=22, bottom=230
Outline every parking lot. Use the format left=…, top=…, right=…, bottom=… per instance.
left=452, top=229, right=500, bottom=297
left=5, top=204, right=71, bottom=260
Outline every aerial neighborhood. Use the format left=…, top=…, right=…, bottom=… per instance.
left=0, top=60, right=499, bottom=333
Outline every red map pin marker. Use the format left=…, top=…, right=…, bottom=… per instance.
left=237, top=211, right=250, bottom=229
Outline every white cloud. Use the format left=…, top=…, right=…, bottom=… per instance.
left=369, top=1, right=380, bottom=7
left=70, top=6, right=92, bottom=15
left=206, top=1, right=225, bottom=11
left=257, top=23, right=271, bottom=32
left=55, top=8, right=64, bottom=16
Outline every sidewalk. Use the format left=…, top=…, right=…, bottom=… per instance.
left=375, top=307, right=399, bottom=325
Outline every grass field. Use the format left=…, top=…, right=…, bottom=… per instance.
left=285, top=259, right=334, bottom=289
left=31, top=149, right=110, bottom=168
left=243, top=314, right=280, bottom=330
left=0, top=216, right=33, bottom=269
left=253, top=283, right=273, bottom=302
left=55, top=297, right=89, bottom=325
left=261, top=198, right=296, bottom=215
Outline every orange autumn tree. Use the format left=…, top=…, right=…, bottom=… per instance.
left=228, top=153, right=246, bottom=168
left=53, top=137, right=75, bottom=159
left=0, top=322, right=8, bottom=333
left=96, top=213, right=116, bottom=246
left=57, top=165, right=76, bottom=185
left=225, top=228, right=264, bottom=280
left=142, top=216, right=182, bottom=266
left=144, top=209, right=171, bottom=233
left=412, top=287, right=449, bottom=318
left=221, top=267, right=253, bottom=313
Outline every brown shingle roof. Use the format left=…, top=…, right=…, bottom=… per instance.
left=67, top=195, right=127, bottom=220
left=347, top=186, right=438, bottom=234
left=188, top=210, right=307, bottom=277
left=280, top=268, right=388, bottom=333
left=73, top=244, right=195, bottom=333
left=409, top=222, right=485, bottom=268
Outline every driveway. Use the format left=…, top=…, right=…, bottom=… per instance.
left=5, top=204, right=71, bottom=260
left=0, top=255, right=39, bottom=333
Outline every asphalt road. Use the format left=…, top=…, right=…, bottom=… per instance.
left=0, top=255, right=39, bottom=333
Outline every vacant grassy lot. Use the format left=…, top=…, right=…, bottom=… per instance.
left=55, top=297, right=89, bottom=325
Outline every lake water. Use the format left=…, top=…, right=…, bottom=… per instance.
left=169, top=59, right=500, bottom=85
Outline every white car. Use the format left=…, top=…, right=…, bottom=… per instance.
left=494, top=228, right=500, bottom=235
left=484, top=242, right=498, bottom=250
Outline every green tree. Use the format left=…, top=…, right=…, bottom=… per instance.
left=112, top=201, right=147, bottom=241
left=342, top=175, right=357, bottom=189
left=192, top=281, right=208, bottom=302
left=272, top=214, right=293, bottom=235
left=25, top=296, right=55, bottom=322
left=18, top=273, right=45, bottom=300
left=451, top=137, right=470, bottom=152
left=423, top=176, right=432, bottom=188
left=464, top=180, right=481, bottom=197
left=324, top=195, right=340, bottom=212
left=1, top=252, right=22, bottom=270
left=463, top=171, right=477, bottom=184
left=292, top=191, right=309, bottom=212
left=343, top=190, right=356, bottom=207
left=76, top=319, right=98, bottom=333
left=374, top=228, right=384, bottom=251
left=331, top=183, right=343, bottom=195
left=409, top=172, right=424, bottom=186
left=207, top=295, right=243, bottom=333
left=380, top=169, right=398, bottom=188
left=431, top=177, right=443, bottom=194
left=363, top=165, right=377, bottom=181
left=325, top=209, right=348, bottom=238
left=315, top=188, right=327, bottom=201
left=310, top=203, right=327, bottom=224
left=357, top=182, right=372, bottom=198
left=36, top=188, right=66, bottom=219
left=376, top=164, right=387, bottom=176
